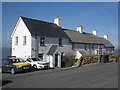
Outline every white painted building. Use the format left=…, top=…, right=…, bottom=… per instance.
left=11, top=17, right=32, bottom=59
left=11, top=16, right=114, bottom=68
left=11, top=16, right=73, bottom=68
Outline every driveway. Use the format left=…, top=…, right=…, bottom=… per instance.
left=2, top=63, right=118, bottom=88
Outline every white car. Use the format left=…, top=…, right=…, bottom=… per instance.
left=26, top=58, right=49, bottom=70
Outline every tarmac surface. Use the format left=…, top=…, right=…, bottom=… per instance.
left=2, top=63, right=118, bottom=88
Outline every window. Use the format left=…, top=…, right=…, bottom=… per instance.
left=23, top=36, right=26, bottom=45
left=59, top=38, right=62, bottom=46
left=72, top=43, right=75, bottom=50
left=15, top=36, right=18, bottom=45
left=85, top=44, right=87, bottom=50
left=88, top=44, right=90, bottom=49
left=92, top=44, right=94, bottom=50
left=40, top=37, right=45, bottom=46
left=26, top=59, right=32, bottom=62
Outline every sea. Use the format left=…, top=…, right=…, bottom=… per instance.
left=0, top=47, right=11, bottom=64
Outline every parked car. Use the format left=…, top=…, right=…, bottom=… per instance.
left=2, top=58, right=16, bottom=74
left=26, top=58, right=49, bottom=70
left=9, top=58, right=32, bottom=73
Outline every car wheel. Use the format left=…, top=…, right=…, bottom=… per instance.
left=33, top=65, right=37, bottom=70
left=11, top=68, right=15, bottom=74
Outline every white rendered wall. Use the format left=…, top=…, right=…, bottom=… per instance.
left=74, top=43, right=85, bottom=50
left=49, top=55, right=54, bottom=68
left=58, top=54, right=61, bottom=68
left=38, top=36, right=72, bottom=58
left=29, top=35, right=72, bottom=68
left=73, top=43, right=105, bottom=55
left=31, top=35, right=39, bottom=58
left=11, top=18, right=32, bottom=59
left=75, top=50, right=82, bottom=59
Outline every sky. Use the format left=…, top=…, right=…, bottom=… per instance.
left=2, top=2, right=118, bottom=48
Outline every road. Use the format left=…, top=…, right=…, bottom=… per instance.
left=2, top=63, right=118, bottom=88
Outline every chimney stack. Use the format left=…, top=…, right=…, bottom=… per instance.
left=76, top=25, right=83, bottom=33
left=54, top=16, right=61, bottom=26
left=93, top=29, right=97, bottom=36
left=104, top=34, right=108, bottom=40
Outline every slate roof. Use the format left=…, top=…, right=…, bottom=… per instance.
left=63, top=29, right=103, bottom=44
left=47, top=45, right=58, bottom=55
left=98, top=37, right=114, bottom=48
left=63, top=29, right=114, bottom=48
left=21, top=16, right=68, bottom=38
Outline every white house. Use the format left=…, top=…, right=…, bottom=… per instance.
left=11, top=16, right=114, bottom=68
left=11, top=16, right=73, bottom=68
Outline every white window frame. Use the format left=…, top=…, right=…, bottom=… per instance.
left=40, top=37, right=45, bottom=46
left=23, top=36, right=27, bottom=45
left=59, top=38, right=62, bottom=47
left=15, top=36, right=18, bottom=45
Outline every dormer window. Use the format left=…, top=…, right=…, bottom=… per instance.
left=59, top=38, right=62, bottom=47
left=40, top=37, right=45, bottom=46
left=23, top=36, right=26, bottom=45
left=15, top=36, right=18, bottom=45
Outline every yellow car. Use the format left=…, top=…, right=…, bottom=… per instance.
left=9, top=57, right=32, bottom=74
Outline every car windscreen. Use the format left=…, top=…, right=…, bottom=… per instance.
left=19, top=58, right=26, bottom=62
left=31, top=58, right=41, bottom=61
left=11, top=58, right=26, bottom=63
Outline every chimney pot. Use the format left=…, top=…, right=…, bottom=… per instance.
left=93, top=29, right=97, bottom=36
left=76, top=25, right=83, bottom=33
left=104, top=34, right=108, bottom=40
left=54, top=16, right=61, bottom=26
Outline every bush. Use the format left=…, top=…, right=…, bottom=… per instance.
left=109, top=54, right=118, bottom=58
left=65, top=59, right=77, bottom=67
left=109, top=54, right=120, bottom=63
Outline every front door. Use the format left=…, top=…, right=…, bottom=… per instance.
left=55, top=54, right=58, bottom=67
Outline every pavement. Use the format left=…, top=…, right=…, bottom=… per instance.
left=2, top=62, right=118, bottom=88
